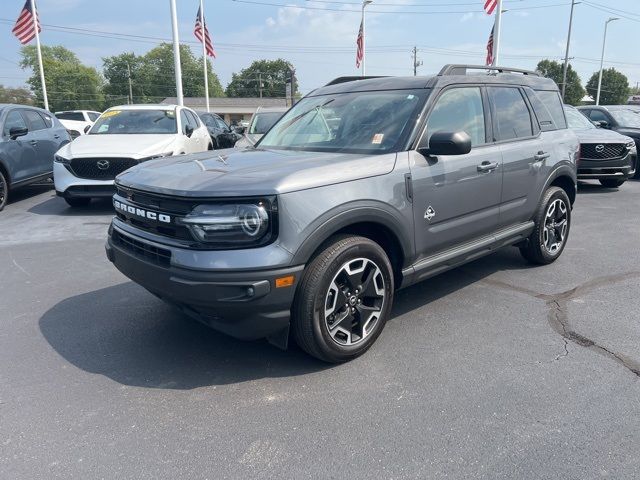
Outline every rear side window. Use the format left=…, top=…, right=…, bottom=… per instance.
left=56, top=112, right=85, bottom=121
left=186, top=110, right=200, bottom=128
left=214, top=116, right=228, bottom=131
left=488, top=87, right=534, bottom=141
left=426, top=87, right=486, bottom=147
left=23, top=110, right=47, bottom=131
left=180, top=110, right=190, bottom=134
left=39, top=112, right=53, bottom=128
left=3, top=110, right=27, bottom=136
left=536, top=90, right=567, bottom=129
left=87, top=112, right=100, bottom=122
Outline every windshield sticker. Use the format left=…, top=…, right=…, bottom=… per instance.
left=101, top=110, right=121, bottom=118
left=407, top=94, right=415, bottom=99
left=372, top=133, right=384, bottom=144
left=97, top=124, right=109, bottom=133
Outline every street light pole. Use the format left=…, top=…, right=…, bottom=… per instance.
left=596, top=17, right=619, bottom=106
left=561, top=0, right=578, bottom=101
left=362, top=0, right=373, bottom=77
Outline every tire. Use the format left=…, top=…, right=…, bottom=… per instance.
left=292, top=235, right=394, bottom=363
left=207, top=142, right=214, bottom=151
left=0, top=170, right=8, bottom=212
left=519, top=186, right=571, bottom=265
left=64, top=197, right=91, bottom=207
left=599, top=178, right=625, bottom=188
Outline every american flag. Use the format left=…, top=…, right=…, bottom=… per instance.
left=194, top=6, right=216, bottom=58
left=486, top=25, right=494, bottom=66
left=484, top=0, right=498, bottom=15
left=355, top=19, right=364, bottom=68
left=12, top=0, right=41, bottom=45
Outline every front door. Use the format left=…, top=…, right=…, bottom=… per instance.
left=410, top=86, right=502, bottom=261
left=2, top=109, right=38, bottom=183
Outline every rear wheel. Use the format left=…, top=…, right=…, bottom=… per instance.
left=520, top=186, right=571, bottom=265
left=0, top=170, right=8, bottom=211
left=64, top=197, right=91, bottom=207
left=292, top=235, right=394, bottom=363
left=599, top=178, right=625, bottom=188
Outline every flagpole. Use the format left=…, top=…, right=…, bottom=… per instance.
left=169, top=0, right=184, bottom=106
left=492, top=0, right=502, bottom=66
left=362, top=0, right=372, bottom=76
left=31, top=0, right=48, bottom=110
left=200, top=0, right=210, bottom=112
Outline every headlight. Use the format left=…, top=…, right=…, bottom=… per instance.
left=626, top=141, right=636, bottom=151
left=178, top=199, right=277, bottom=247
left=54, top=154, right=70, bottom=164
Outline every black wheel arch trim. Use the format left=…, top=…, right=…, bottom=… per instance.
left=290, top=201, right=414, bottom=268
left=539, top=163, right=577, bottom=206
left=0, top=157, right=10, bottom=184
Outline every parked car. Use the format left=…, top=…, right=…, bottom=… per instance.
left=565, top=105, right=636, bottom=187
left=54, top=104, right=211, bottom=207
left=196, top=111, right=239, bottom=149
left=577, top=105, right=640, bottom=178
left=106, top=65, right=579, bottom=362
left=54, top=110, right=101, bottom=139
left=235, top=106, right=288, bottom=148
left=0, top=104, right=71, bottom=211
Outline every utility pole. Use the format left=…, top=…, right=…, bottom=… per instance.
left=596, top=17, right=619, bottom=105
left=126, top=62, right=133, bottom=105
left=361, top=0, right=373, bottom=76
left=169, top=0, right=184, bottom=106
left=411, top=46, right=423, bottom=76
left=491, top=0, right=503, bottom=66
left=561, top=0, right=578, bottom=101
left=259, top=73, right=263, bottom=99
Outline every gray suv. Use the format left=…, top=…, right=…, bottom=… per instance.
left=106, top=65, right=579, bottom=362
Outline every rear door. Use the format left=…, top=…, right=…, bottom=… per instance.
left=1, top=109, right=38, bottom=183
left=22, top=109, right=57, bottom=176
left=410, top=85, right=502, bottom=259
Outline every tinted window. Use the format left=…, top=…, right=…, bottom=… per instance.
left=426, top=87, right=486, bottom=147
left=200, top=114, right=216, bottom=129
left=185, top=110, right=200, bottom=128
left=565, top=106, right=595, bottom=129
left=39, top=112, right=53, bottom=128
left=536, top=90, right=567, bottom=129
left=180, top=110, right=190, bottom=134
left=250, top=112, right=284, bottom=134
left=87, top=112, right=100, bottom=122
left=214, top=117, right=228, bottom=131
left=56, top=112, right=85, bottom=121
left=489, top=87, right=534, bottom=141
left=588, top=109, right=609, bottom=123
left=3, top=110, right=27, bottom=136
left=23, top=110, right=47, bottom=131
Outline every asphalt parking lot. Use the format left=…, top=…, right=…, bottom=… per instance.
left=1, top=180, right=639, bottom=479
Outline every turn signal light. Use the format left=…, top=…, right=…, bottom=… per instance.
left=275, top=275, right=295, bottom=288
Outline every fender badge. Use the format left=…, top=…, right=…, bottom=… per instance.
left=424, top=206, right=436, bottom=221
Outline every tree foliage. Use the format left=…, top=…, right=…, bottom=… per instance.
left=586, top=68, right=630, bottom=105
left=226, top=59, right=297, bottom=98
left=20, top=45, right=104, bottom=111
left=0, top=85, right=34, bottom=105
left=536, top=59, right=585, bottom=106
left=102, top=44, right=224, bottom=105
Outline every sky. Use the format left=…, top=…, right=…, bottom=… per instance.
left=1, top=0, right=639, bottom=100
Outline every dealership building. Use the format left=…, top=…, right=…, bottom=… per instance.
left=161, top=97, right=288, bottom=125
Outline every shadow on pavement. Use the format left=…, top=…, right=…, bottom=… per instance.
left=577, top=182, right=623, bottom=194
left=28, top=196, right=114, bottom=216
left=7, top=182, right=54, bottom=206
left=39, top=248, right=534, bottom=390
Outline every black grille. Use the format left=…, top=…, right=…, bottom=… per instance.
left=581, top=143, right=626, bottom=160
left=112, top=230, right=171, bottom=267
left=69, top=157, right=138, bottom=180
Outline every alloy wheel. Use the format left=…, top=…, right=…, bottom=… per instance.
left=542, top=198, right=568, bottom=255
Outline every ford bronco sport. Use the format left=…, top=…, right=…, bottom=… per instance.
left=106, top=65, right=579, bottom=363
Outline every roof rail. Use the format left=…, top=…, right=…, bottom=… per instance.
left=325, top=76, right=388, bottom=86
left=438, top=64, right=540, bottom=77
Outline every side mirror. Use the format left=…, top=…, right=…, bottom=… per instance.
left=594, top=120, right=610, bottom=129
left=418, top=131, right=472, bottom=157
left=9, top=126, right=28, bottom=140
left=84, top=124, right=91, bottom=134
left=185, top=125, right=194, bottom=137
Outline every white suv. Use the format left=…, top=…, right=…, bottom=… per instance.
left=54, top=110, right=102, bottom=138
left=54, top=104, right=211, bottom=207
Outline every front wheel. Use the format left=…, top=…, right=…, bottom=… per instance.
left=599, top=178, right=625, bottom=188
left=520, top=186, right=571, bottom=265
left=292, top=235, right=394, bottom=363
left=0, top=170, right=8, bottom=211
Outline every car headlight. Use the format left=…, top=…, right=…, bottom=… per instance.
left=54, top=154, right=70, bottom=165
left=626, top=140, right=636, bottom=151
left=178, top=199, right=277, bottom=247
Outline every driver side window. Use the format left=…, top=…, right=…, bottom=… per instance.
left=180, top=110, right=190, bottom=134
left=426, top=87, right=486, bottom=147
left=3, top=110, right=27, bottom=137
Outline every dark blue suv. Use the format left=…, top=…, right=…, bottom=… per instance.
left=0, top=104, right=70, bottom=210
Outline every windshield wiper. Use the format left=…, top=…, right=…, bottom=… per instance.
left=278, top=99, right=334, bottom=132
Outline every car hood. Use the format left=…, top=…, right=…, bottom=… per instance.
left=57, top=134, right=177, bottom=158
left=116, top=148, right=398, bottom=196
left=572, top=128, right=634, bottom=144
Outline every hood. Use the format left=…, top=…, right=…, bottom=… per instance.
left=572, top=128, right=634, bottom=144
left=116, top=148, right=397, bottom=197
left=57, top=134, right=177, bottom=159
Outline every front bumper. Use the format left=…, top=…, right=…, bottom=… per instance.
left=577, top=152, right=636, bottom=180
left=105, top=222, right=304, bottom=342
left=53, top=161, right=115, bottom=198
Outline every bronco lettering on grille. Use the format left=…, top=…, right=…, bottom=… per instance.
left=114, top=200, right=171, bottom=223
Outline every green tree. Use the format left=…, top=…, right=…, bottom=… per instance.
left=102, top=44, right=224, bottom=105
left=0, top=84, right=34, bottom=105
left=20, top=45, right=104, bottom=111
left=586, top=68, right=630, bottom=105
left=536, top=59, right=585, bottom=106
left=226, top=59, right=297, bottom=98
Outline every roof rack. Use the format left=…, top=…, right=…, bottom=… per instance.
left=438, top=64, right=540, bottom=77
left=325, top=76, right=388, bottom=86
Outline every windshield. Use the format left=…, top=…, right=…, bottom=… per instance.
left=565, top=106, right=594, bottom=129
left=258, top=89, right=426, bottom=154
left=249, top=112, right=284, bottom=134
left=610, top=109, right=640, bottom=128
left=90, top=109, right=177, bottom=135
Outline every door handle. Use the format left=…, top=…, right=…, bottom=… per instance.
left=53, top=134, right=60, bottom=139
left=29, top=140, right=38, bottom=146
left=477, top=161, right=499, bottom=172
left=534, top=151, right=550, bottom=161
